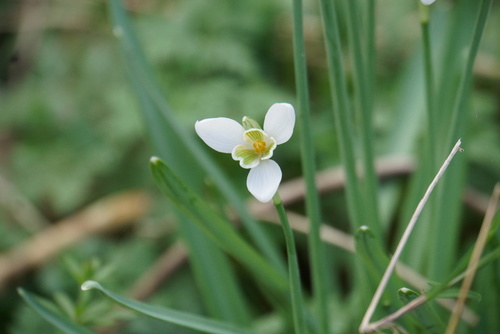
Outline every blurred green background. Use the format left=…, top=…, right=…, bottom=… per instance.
left=0, top=0, right=499, bottom=333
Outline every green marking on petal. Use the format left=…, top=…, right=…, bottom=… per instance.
left=242, top=116, right=262, bottom=130
left=233, top=145, right=261, bottom=168
left=244, top=129, right=266, bottom=143
left=261, top=138, right=276, bottom=160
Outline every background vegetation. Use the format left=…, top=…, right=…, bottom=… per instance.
left=0, top=0, right=499, bottom=333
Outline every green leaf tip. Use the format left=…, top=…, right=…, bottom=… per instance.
left=359, top=225, right=370, bottom=232
left=149, top=156, right=162, bottom=165
left=17, top=287, right=26, bottom=296
left=81, top=280, right=101, bottom=291
left=18, top=287, right=94, bottom=334
left=398, top=287, right=419, bottom=298
left=356, top=225, right=376, bottom=238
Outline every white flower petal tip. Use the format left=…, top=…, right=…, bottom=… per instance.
left=264, top=103, right=295, bottom=145
left=247, top=160, right=282, bottom=203
left=421, top=0, right=436, bottom=5
left=195, top=118, right=245, bottom=153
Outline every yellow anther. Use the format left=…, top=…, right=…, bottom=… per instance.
left=253, top=140, right=267, bottom=154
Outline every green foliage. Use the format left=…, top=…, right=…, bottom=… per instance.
left=2, top=0, right=499, bottom=333
left=81, top=281, right=253, bottom=334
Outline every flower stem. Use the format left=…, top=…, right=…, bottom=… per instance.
left=273, top=193, right=306, bottom=334
left=290, top=0, right=329, bottom=331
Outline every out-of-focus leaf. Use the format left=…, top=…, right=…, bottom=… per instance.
left=398, top=288, right=444, bottom=334
left=149, top=157, right=287, bottom=293
left=17, top=288, right=93, bottom=334
left=81, top=281, right=253, bottom=334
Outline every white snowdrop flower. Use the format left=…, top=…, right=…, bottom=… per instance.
left=195, top=103, right=295, bottom=202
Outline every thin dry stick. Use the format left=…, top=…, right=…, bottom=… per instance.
left=445, top=183, right=500, bottom=334
left=0, top=174, right=50, bottom=232
left=359, top=139, right=464, bottom=333
left=0, top=191, right=150, bottom=290
left=258, top=211, right=478, bottom=326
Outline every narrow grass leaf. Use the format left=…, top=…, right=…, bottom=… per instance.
left=398, top=288, right=444, bottom=334
left=355, top=226, right=402, bottom=311
left=81, top=281, right=252, bottom=334
left=317, top=0, right=365, bottom=231
left=150, top=157, right=287, bottom=293
left=290, top=0, right=329, bottom=331
left=17, top=288, right=93, bottom=334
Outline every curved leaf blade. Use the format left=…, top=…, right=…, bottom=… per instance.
left=17, top=288, right=93, bottom=334
left=149, top=157, right=288, bottom=293
left=81, top=281, right=253, bottom=334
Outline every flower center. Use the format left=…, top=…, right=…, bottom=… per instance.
left=253, top=140, right=267, bottom=154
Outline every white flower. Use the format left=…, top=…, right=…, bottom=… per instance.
left=421, top=0, right=436, bottom=5
left=195, top=103, right=295, bottom=203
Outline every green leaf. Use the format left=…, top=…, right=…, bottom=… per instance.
left=149, top=157, right=287, bottom=293
left=355, top=226, right=404, bottom=316
left=435, top=288, right=482, bottom=303
left=17, top=288, right=93, bottom=334
left=81, top=281, right=253, bottom=334
left=398, top=288, right=444, bottom=334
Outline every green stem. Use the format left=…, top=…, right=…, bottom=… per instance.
left=345, top=0, right=381, bottom=234
left=428, top=0, right=493, bottom=280
left=290, top=0, right=329, bottom=331
left=419, top=4, right=437, bottom=167
left=443, top=0, right=492, bottom=153
left=317, top=0, right=364, bottom=230
left=273, top=193, right=306, bottom=334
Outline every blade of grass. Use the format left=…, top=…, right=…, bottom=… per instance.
left=418, top=3, right=437, bottom=167
left=81, top=281, right=252, bottom=334
left=355, top=226, right=403, bottom=312
left=442, top=0, right=492, bottom=153
left=428, top=0, right=493, bottom=281
left=344, top=0, right=380, bottom=234
left=290, top=0, right=329, bottom=331
left=149, top=157, right=288, bottom=293
left=18, top=288, right=93, bottom=334
left=177, top=217, right=251, bottom=325
left=317, top=0, right=365, bottom=232
left=398, top=288, right=444, bottom=334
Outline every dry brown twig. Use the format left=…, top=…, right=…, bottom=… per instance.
left=445, top=183, right=500, bottom=333
left=359, top=139, right=464, bottom=333
left=0, top=173, right=50, bottom=232
left=0, top=190, right=150, bottom=290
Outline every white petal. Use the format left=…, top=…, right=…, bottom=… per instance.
left=263, top=103, right=295, bottom=145
left=421, top=0, right=436, bottom=4
left=247, top=160, right=282, bottom=203
left=195, top=118, right=245, bottom=153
